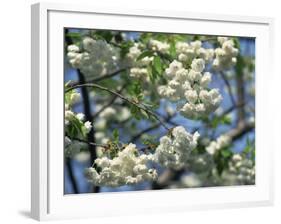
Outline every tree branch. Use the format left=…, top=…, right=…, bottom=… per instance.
left=67, top=136, right=108, bottom=148
left=66, top=158, right=79, bottom=194
left=93, top=84, right=127, bottom=119
left=64, top=29, right=80, bottom=194
left=130, top=113, right=176, bottom=142
left=66, top=83, right=170, bottom=131
left=76, top=70, right=100, bottom=193
left=228, top=121, right=254, bottom=141
left=68, top=68, right=129, bottom=87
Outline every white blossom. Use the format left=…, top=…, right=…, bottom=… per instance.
left=181, top=174, right=202, bottom=187
left=67, top=91, right=80, bottom=106
left=65, top=140, right=85, bottom=158
left=84, top=121, right=92, bottom=133
left=85, top=143, right=157, bottom=187
left=158, top=58, right=222, bottom=119
left=129, top=67, right=148, bottom=79
left=65, top=110, right=74, bottom=120
left=213, top=37, right=239, bottom=70
left=200, top=72, right=212, bottom=87
left=175, top=40, right=214, bottom=62
left=154, top=126, right=200, bottom=170
left=206, top=134, right=231, bottom=155
left=67, top=44, right=80, bottom=53
left=76, top=113, right=85, bottom=121
left=127, top=43, right=142, bottom=61
left=222, top=154, right=255, bottom=185
left=191, top=58, right=205, bottom=72
left=126, top=43, right=154, bottom=67
left=67, top=37, right=120, bottom=80
left=148, top=39, right=170, bottom=53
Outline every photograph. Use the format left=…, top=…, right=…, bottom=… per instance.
left=64, top=28, right=255, bottom=194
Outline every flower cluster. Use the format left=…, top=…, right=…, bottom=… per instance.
left=126, top=39, right=169, bottom=80
left=148, top=39, right=170, bottom=54
left=64, top=89, right=93, bottom=157
left=222, top=154, right=255, bottom=185
left=126, top=43, right=151, bottom=80
left=64, top=110, right=92, bottom=134
left=158, top=58, right=222, bottom=119
left=154, top=126, right=200, bottom=170
left=67, top=37, right=120, bottom=80
left=85, top=143, right=157, bottom=187
left=175, top=40, right=214, bottom=63
left=205, top=134, right=231, bottom=155
left=213, top=37, right=239, bottom=70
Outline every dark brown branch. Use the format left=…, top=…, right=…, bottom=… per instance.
left=66, top=83, right=170, bottom=131
left=200, top=37, right=217, bottom=42
left=77, top=70, right=100, bottom=193
left=64, top=29, right=80, bottom=194
left=66, top=158, right=79, bottom=194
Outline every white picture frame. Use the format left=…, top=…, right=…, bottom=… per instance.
left=31, top=2, right=274, bottom=221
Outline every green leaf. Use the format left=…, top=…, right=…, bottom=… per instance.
left=147, top=65, right=154, bottom=83
left=136, top=51, right=154, bottom=61
left=153, top=56, right=163, bottom=75
left=66, top=32, right=82, bottom=43
left=169, top=42, right=177, bottom=58
left=221, top=115, right=232, bottom=125
left=221, top=149, right=232, bottom=158
left=67, top=116, right=84, bottom=138
left=130, top=105, right=141, bottom=120
left=112, top=129, right=119, bottom=143
left=120, top=41, right=134, bottom=58
left=140, top=110, right=150, bottom=119
left=243, top=137, right=253, bottom=155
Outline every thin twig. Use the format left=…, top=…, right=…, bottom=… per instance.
left=68, top=68, right=129, bottom=87
left=93, top=84, right=127, bottom=119
left=66, top=83, right=170, bottom=131
left=219, top=102, right=246, bottom=118
left=90, top=68, right=128, bottom=83
left=130, top=113, right=175, bottom=142
left=200, top=37, right=218, bottom=42
left=69, top=136, right=108, bottom=148
left=228, top=122, right=254, bottom=141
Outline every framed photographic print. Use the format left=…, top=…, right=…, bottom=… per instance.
left=31, top=2, right=274, bottom=221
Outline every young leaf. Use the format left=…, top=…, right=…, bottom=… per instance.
left=112, top=129, right=119, bottom=143
left=153, top=56, right=163, bottom=75
left=136, top=51, right=154, bottom=61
